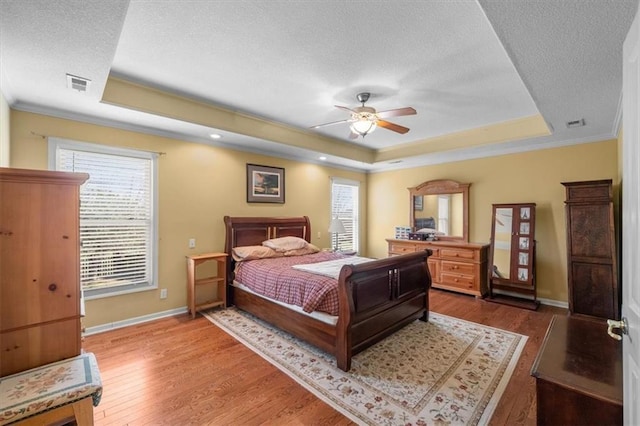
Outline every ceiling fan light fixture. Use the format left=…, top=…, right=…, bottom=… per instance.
left=350, top=119, right=377, bottom=136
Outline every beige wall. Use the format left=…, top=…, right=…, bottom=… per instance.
left=0, top=91, right=9, bottom=167
left=367, top=139, right=619, bottom=303
left=9, top=108, right=619, bottom=323
left=10, top=110, right=367, bottom=327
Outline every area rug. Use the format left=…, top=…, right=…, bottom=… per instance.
left=203, top=308, right=527, bottom=426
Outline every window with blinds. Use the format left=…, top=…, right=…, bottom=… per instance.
left=330, top=178, right=359, bottom=252
left=50, top=139, right=158, bottom=298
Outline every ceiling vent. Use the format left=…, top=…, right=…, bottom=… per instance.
left=66, top=74, right=91, bottom=92
left=566, top=119, right=585, bottom=128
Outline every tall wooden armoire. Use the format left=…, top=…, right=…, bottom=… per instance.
left=0, top=167, right=88, bottom=376
left=561, top=179, right=619, bottom=320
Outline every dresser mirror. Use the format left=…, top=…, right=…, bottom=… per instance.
left=409, top=179, right=469, bottom=242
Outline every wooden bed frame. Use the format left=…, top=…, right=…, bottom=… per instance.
left=223, top=216, right=432, bottom=371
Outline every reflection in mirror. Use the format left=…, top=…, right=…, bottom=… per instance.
left=409, top=179, right=470, bottom=242
left=414, top=194, right=464, bottom=237
left=492, top=207, right=513, bottom=279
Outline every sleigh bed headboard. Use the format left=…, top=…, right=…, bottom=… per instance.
left=223, top=215, right=312, bottom=284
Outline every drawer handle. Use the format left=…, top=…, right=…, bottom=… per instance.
left=48, top=283, right=57, bottom=292
left=454, top=278, right=459, bottom=282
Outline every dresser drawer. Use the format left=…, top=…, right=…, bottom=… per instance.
left=441, top=261, right=475, bottom=275
left=440, top=247, right=475, bottom=260
left=440, top=272, right=476, bottom=290
left=389, top=242, right=419, bottom=254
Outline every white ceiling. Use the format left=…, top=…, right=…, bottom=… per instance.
left=0, top=0, right=637, bottom=172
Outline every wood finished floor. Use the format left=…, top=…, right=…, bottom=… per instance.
left=83, top=290, right=567, bottom=425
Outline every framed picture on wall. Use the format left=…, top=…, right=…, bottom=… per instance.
left=246, top=164, right=285, bottom=203
left=414, top=196, right=423, bottom=211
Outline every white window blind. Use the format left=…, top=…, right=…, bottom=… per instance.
left=330, top=178, right=359, bottom=252
left=50, top=139, right=157, bottom=298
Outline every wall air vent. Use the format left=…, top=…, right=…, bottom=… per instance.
left=66, top=74, right=91, bottom=92
left=389, top=160, right=403, bottom=164
left=566, top=119, right=585, bottom=128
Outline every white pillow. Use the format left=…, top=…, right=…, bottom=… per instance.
left=232, top=245, right=283, bottom=262
left=262, top=236, right=309, bottom=252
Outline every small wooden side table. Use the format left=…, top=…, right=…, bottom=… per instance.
left=186, top=252, right=228, bottom=319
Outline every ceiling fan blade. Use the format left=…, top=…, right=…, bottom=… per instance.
left=377, top=120, right=410, bottom=134
left=376, top=107, right=417, bottom=119
left=310, top=118, right=350, bottom=129
left=335, top=105, right=358, bottom=114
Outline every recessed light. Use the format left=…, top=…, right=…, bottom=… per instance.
left=210, top=133, right=222, bottom=139
left=319, top=156, right=327, bottom=161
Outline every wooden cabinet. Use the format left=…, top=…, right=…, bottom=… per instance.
left=387, top=239, right=489, bottom=297
left=186, top=252, right=228, bottom=319
left=487, top=203, right=539, bottom=310
left=531, top=315, right=622, bottom=425
left=0, top=167, right=88, bottom=377
left=562, top=180, right=619, bottom=320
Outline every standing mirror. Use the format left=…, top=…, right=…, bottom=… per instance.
left=487, top=203, right=539, bottom=310
left=409, top=179, right=469, bottom=242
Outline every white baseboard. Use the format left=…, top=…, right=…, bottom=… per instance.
left=84, top=306, right=188, bottom=336
left=491, top=289, right=568, bottom=309
left=537, top=297, right=569, bottom=309
left=83, top=295, right=568, bottom=337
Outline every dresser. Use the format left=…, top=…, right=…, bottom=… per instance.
left=561, top=180, right=619, bottom=320
left=0, top=167, right=88, bottom=376
left=386, top=239, right=489, bottom=297
left=531, top=315, right=622, bottom=425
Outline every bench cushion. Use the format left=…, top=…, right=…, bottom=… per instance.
left=0, top=352, right=102, bottom=425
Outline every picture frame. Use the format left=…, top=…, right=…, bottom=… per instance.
left=517, top=268, right=529, bottom=281
left=246, top=164, right=285, bottom=203
left=519, top=237, right=530, bottom=249
left=519, top=222, right=530, bottom=235
left=519, top=252, right=529, bottom=266
left=520, top=207, right=530, bottom=220
left=414, top=196, right=423, bottom=211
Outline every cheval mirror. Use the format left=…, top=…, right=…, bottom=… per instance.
left=408, top=179, right=469, bottom=242
left=486, top=203, right=539, bottom=310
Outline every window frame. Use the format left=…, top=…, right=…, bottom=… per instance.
left=48, top=138, right=159, bottom=300
left=330, top=177, right=360, bottom=253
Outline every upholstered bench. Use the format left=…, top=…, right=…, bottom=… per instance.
left=0, top=352, right=102, bottom=425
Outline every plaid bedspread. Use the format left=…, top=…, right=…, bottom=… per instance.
left=234, top=251, right=349, bottom=315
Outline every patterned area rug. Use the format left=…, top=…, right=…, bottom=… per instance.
left=203, top=308, right=527, bottom=426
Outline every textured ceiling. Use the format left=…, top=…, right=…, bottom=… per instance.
left=0, top=0, right=637, bottom=172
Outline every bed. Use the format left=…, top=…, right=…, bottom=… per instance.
left=223, top=215, right=432, bottom=371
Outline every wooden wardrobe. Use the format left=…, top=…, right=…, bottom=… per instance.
left=562, top=179, right=619, bottom=320
left=0, top=167, right=88, bottom=376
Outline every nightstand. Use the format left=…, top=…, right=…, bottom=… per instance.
left=186, top=252, right=228, bottom=319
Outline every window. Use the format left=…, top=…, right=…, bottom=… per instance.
left=49, top=138, right=158, bottom=299
left=330, top=177, right=359, bottom=252
left=438, top=195, right=450, bottom=235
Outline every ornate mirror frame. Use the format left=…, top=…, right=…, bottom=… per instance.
left=408, top=179, right=470, bottom=242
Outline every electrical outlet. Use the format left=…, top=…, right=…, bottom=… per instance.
left=188, top=238, right=196, bottom=249
left=317, top=231, right=321, bottom=239
left=160, top=288, right=167, bottom=299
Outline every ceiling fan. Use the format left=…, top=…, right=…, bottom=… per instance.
left=311, top=92, right=417, bottom=139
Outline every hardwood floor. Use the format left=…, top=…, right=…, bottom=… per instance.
left=83, top=289, right=567, bottom=425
